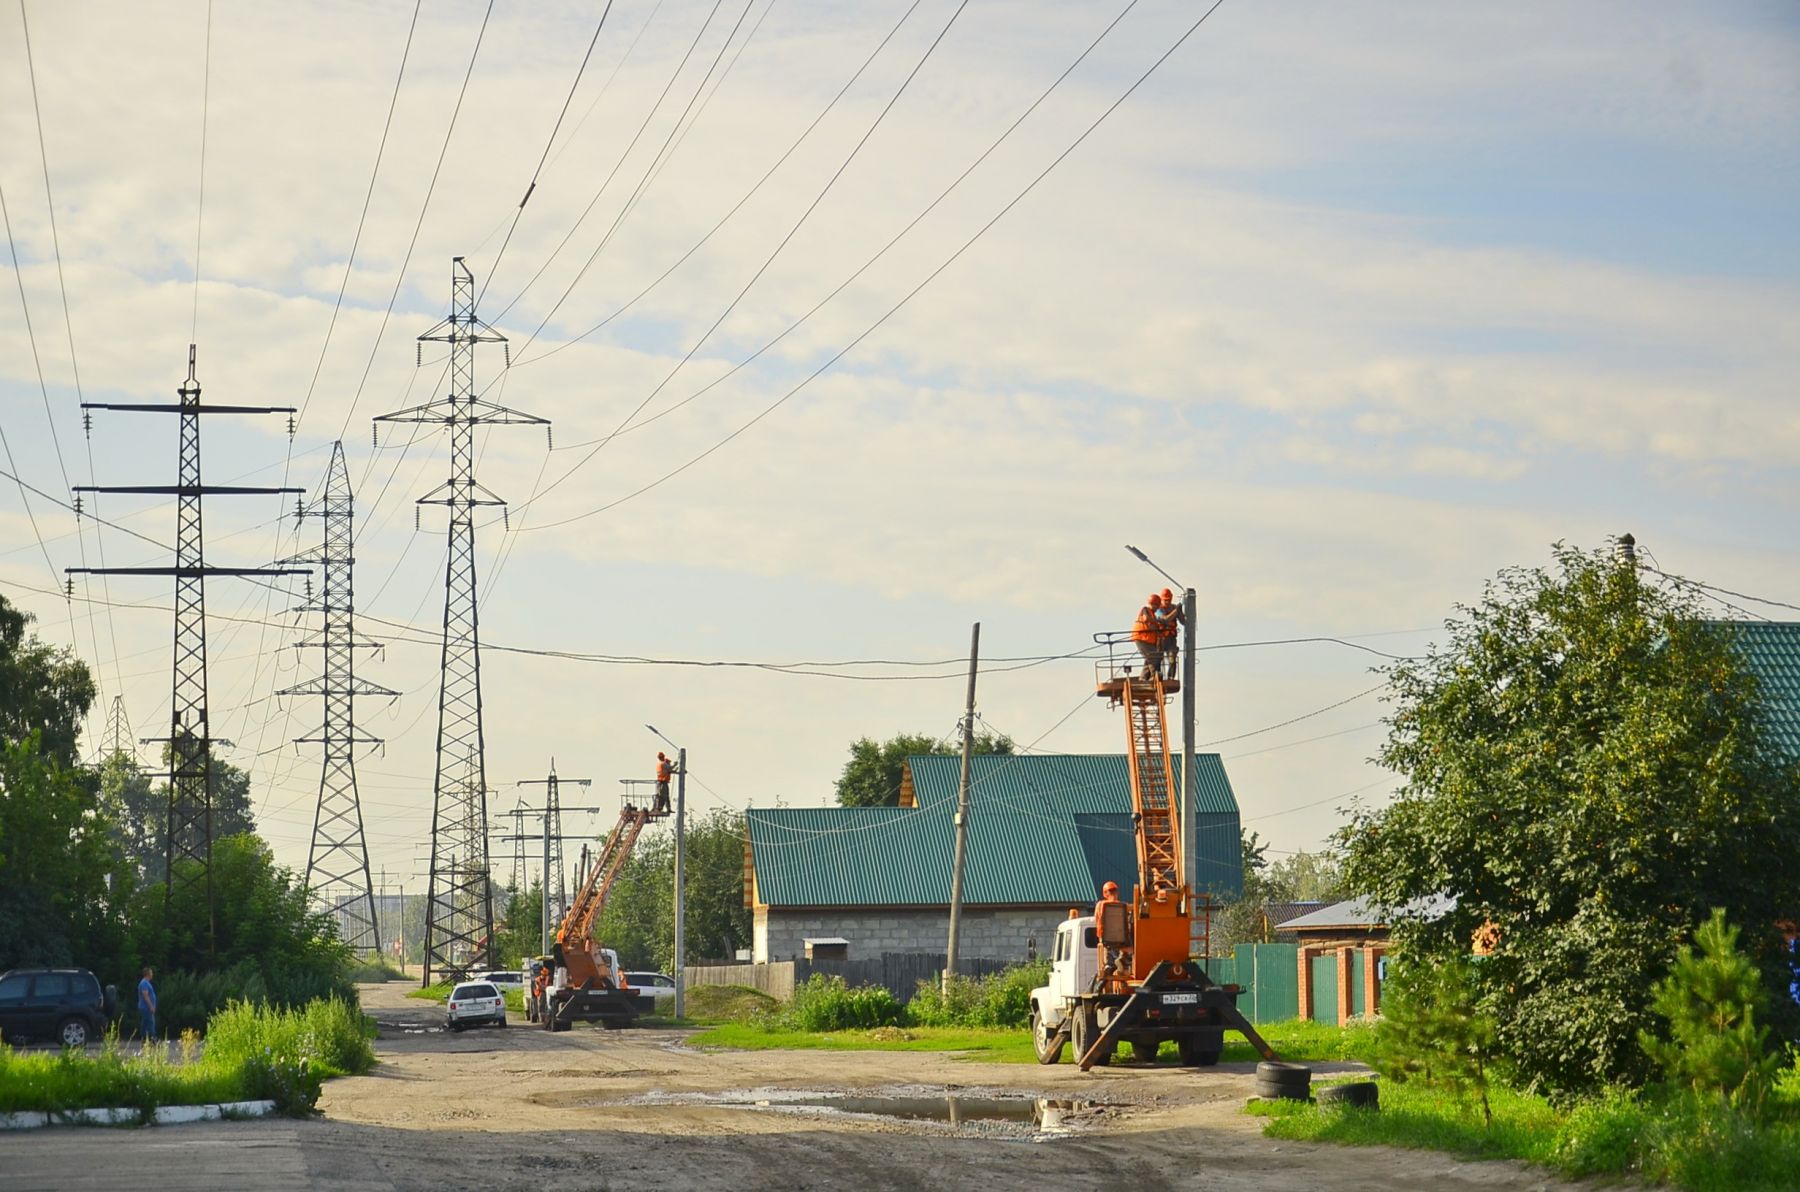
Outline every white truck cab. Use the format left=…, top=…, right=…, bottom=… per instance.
left=1030, top=916, right=1097, bottom=1042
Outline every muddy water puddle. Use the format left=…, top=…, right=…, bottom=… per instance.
left=613, top=1087, right=1111, bottom=1136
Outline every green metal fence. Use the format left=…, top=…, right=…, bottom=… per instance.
left=1309, top=954, right=1339, bottom=1024
left=1350, top=950, right=1367, bottom=1017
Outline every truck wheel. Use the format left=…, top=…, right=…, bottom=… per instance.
left=1177, top=1036, right=1220, bottom=1066
left=1071, top=1005, right=1111, bottom=1067
left=552, top=1019, right=572, bottom=1033
left=1031, top=1006, right=1065, bottom=1065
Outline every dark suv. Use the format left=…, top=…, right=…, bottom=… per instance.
left=0, top=968, right=113, bottom=1048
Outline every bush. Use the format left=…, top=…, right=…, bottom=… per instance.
left=775, top=974, right=900, bottom=1031
left=1373, top=953, right=1500, bottom=1125
left=203, top=997, right=375, bottom=1081
left=906, top=962, right=1048, bottom=1029
left=344, top=955, right=407, bottom=984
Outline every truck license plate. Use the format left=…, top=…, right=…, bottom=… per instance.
left=1161, top=992, right=1198, bottom=1005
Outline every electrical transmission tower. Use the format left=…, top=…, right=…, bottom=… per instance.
left=519, top=762, right=591, bottom=922
left=69, top=346, right=305, bottom=952
left=279, top=441, right=396, bottom=954
left=97, top=694, right=134, bottom=762
left=374, top=259, right=549, bottom=985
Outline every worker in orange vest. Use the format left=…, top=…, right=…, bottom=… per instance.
left=1093, top=880, right=1128, bottom=982
left=1155, top=587, right=1184, bottom=679
left=654, top=752, right=674, bottom=814
left=1131, top=593, right=1163, bottom=677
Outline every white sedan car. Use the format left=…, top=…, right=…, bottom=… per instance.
left=445, top=981, right=507, bottom=1031
left=623, top=971, right=677, bottom=1007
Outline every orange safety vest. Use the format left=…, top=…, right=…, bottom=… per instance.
left=1132, top=607, right=1159, bottom=644
left=656, top=758, right=674, bottom=782
left=1158, top=605, right=1181, bottom=640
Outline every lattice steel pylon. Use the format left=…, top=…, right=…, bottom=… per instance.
left=519, top=761, right=591, bottom=921
left=69, top=346, right=306, bottom=954
left=279, top=441, right=396, bottom=954
left=97, top=694, right=134, bottom=762
left=374, top=259, right=549, bottom=986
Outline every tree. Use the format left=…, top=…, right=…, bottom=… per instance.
left=494, top=882, right=545, bottom=967
left=1374, top=952, right=1500, bottom=1125
left=1641, top=909, right=1782, bottom=1113
left=592, top=810, right=753, bottom=971
left=0, top=736, right=131, bottom=970
left=1214, top=832, right=1346, bottom=952
left=1340, top=543, right=1800, bottom=1093
left=101, top=752, right=257, bottom=884
left=0, top=593, right=94, bottom=766
left=834, top=730, right=1014, bottom=807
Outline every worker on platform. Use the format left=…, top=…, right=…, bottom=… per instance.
left=1131, top=593, right=1164, bottom=676
left=1094, top=880, right=1129, bottom=982
left=1155, top=587, right=1184, bottom=679
left=654, top=752, right=674, bottom=814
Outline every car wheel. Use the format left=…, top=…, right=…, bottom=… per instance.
left=1177, top=1035, right=1220, bottom=1066
left=59, top=1017, right=90, bottom=1048
left=495, top=1015, right=507, bottom=1028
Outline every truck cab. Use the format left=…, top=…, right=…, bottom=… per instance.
left=1029, top=916, right=1097, bottom=1038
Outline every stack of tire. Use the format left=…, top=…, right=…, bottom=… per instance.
left=1254, top=1061, right=1312, bottom=1101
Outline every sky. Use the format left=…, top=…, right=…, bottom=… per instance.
left=1, top=0, right=1797, bottom=894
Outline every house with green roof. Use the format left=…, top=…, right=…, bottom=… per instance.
left=1727, top=621, right=1800, bottom=761
left=743, top=753, right=1243, bottom=963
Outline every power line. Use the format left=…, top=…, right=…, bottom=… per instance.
left=19, top=0, right=124, bottom=702
left=191, top=0, right=212, bottom=341
left=1198, top=682, right=1388, bottom=747
left=516, top=0, right=1231, bottom=533
left=503, top=0, right=967, bottom=520
left=0, top=182, right=70, bottom=593
left=474, top=0, right=617, bottom=308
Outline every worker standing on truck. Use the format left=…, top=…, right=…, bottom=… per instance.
left=654, top=752, right=674, bottom=814
left=1155, top=587, right=1184, bottom=679
left=1093, top=880, right=1129, bottom=983
left=1132, top=594, right=1163, bottom=677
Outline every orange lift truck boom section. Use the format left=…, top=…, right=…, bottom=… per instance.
left=1026, top=631, right=1277, bottom=1069
left=533, top=801, right=664, bottom=1032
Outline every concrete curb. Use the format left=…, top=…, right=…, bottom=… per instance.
left=0, top=1100, right=277, bottom=1130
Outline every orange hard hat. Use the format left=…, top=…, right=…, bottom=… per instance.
left=1162, top=587, right=1174, bottom=601
left=1102, top=880, right=1120, bottom=893
left=1148, top=593, right=1162, bottom=607
left=657, top=751, right=666, bottom=759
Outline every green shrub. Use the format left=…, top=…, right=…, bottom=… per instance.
left=344, top=955, right=407, bottom=983
left=776, top=974, right=900, bottom=1031
left=203, top=997, right=375, bottom=1081
left=906, top=962, right=1048, bottom=1028
left=1373, top=953, right=1500, bottom=1125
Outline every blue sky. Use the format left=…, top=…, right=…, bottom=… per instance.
left=1, top=0, right=1796, bottom=885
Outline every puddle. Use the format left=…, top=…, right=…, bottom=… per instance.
left=612, top=1087, right=1109, bottom=1135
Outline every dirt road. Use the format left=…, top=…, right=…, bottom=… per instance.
left=0, top=983, right=1578, bottom=1192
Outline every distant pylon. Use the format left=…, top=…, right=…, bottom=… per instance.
left=98, top=694, right=134, bottom=762
left=69, top=346, right=306, bottom=954
left=280, top=441, right=396, bottom=954
left=519, top=761, right=591, bottom=921
left=374, top=258, right=549, bottom=985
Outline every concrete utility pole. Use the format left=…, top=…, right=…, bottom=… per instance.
left=646, top=724, right=689, bottom=1018
left=943, top=623, right=981, bottom=994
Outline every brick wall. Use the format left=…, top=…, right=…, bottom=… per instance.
left=755, top=905, right=1055, bottom=964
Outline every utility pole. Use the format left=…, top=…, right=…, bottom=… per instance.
left=495, top=797, right=605, bottom=957
left=282, top=441, right=396, bottom=955
left=1181, top=586, right=1198, bottom=957
left=646, top=725, right=689, bottom=1016
left=375, top=258, right=549, bottom=986
left=69, top=346, right=306, bottom=954
left=943, top=622, right=980, bottom=994
left=519, top=762, right=590, bottom=920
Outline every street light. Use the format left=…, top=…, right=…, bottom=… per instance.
left=646, top=723, right=688, bottom=1018
left=1124, top=544, right=1200, bottom=958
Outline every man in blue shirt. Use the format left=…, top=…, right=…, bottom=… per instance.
left=137, top=967, right=157, bottom=1042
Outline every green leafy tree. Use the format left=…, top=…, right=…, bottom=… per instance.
left=494, top=882, right=545, bottom=966
left=0, top=593, right=94, bottom=766
left=101, top=753, right=257, bottom=884
left=1340, top=542, right=1800, bottom=1093
left=834, top=730, right=1013, bottom=807
left=1374, top=953, right=1500, bottom=1125
left=1641, top=909, right=1783, bottom=1113
left=1215, top=832, right=1346, bottom=951
left=1269, top=850, right=1344, bottom=903
left=0, top=736, right=131, bottom=969
left=592, top=810, right=753, bottom=971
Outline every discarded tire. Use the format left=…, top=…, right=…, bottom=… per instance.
left=1253, top=1079, right=1311, bottom=1100
left=1315, top=1081, right=1379, bottom=1109
left=1256, top=1061, right=1311, bottom=1084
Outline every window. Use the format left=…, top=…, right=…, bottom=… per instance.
left=1083, top=927, right=1098, bottom=950
left=0, top=973, right=28, bottom=1004
left=463, top=984, right=499, bottom=1000
left=30, top=973, right=70, bottom=999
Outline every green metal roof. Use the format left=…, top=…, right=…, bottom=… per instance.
left=747, top=753, right=1243, bottom=908
left=1725, top=621, right=1800, bottom=760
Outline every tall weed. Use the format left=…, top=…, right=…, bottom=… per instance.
left=774, top=974, right=900, bottom=1030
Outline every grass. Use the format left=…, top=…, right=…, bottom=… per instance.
left=1247, top=1071, right=1800, bottom=1191
left=406, top=982, right=454, bottom=1002
left=685, top=984, right=777, bottom=1024
left=689, top=1014, right=1377, bottom=1067
left=0, top=999, right=376, bottom=1118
